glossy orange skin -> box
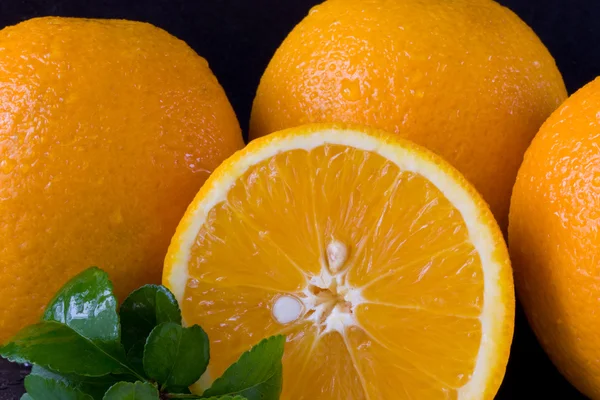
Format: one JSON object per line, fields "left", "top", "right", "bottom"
{"left": 250, "top": 0, "right": 567, "bottom": 229}
{"left": 0, "top": 17, "right": 243, "bottom": 342}
{"left": 509, "top": 77, "right": 600, "bottom": 399}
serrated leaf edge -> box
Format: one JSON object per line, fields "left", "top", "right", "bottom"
{"left": 203, "top": 335, "right": 285, "bottom": 397}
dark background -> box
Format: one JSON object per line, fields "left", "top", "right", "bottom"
{"left": 0, "top": 0, "right": 597, "bottom": 399}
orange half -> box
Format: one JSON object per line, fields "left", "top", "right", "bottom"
{"left": 163, "top": 124, "right": 514, "bottom": 399}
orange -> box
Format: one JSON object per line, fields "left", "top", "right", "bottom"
{"left": 164, "top": 124, "right": 514, "bottom": 399}
{"left": 509, "top": 77, "right": 600, "bottom": 399}
{"left": 0, "top": 17, "right": 243, "bottom": 343}
{"left": 250, "top": 0, "right": 567, "bottom": 230}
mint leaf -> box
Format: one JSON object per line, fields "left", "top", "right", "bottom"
{"left": 0, "top": 321, "right": 127, "bottom": 376}
{"left": 30, "top": 365, "right": 120, "bottom": 400}
{"left": 202, "top": 335, "right": 285, "bottom": 400}
{"left": 24, "top": 374, "right": 93, "bottom": 400}
{"left": 102, "top": 382, "right": 159, "bottom": 400}
{"left": 43, "top": 267, "right": 123, "bottom": 357}
{"left": 120, "top": 285, "right": 181, "bottom": 352}
{"left": 0, "top": 267, "right": 148, "bottom": 379}
{"left": 143, "top": 322, "right": 209, "bottom": 392}
{"left": 125, "top": 341, "right": 145, "bottom": 376}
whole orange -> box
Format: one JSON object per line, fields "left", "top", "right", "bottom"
{"left": 250, "top": 0, "right": 567, "bottom": 229}
{"left": 509, "top": 77, "right": 600, "bottom": 399}
{"left": 0, "top": 17, "right": 243, "bottom": 343}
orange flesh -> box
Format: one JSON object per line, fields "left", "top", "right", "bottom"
{"left": 181, "top": 145, "right": 483, "bottom": 398}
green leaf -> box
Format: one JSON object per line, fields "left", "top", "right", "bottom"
{"left": 20, "top": 395, "right": 33, "bottom": 400}
{"left": 43, "top": 267, "right": 123, "bottom": 356}
{"left": 202, "top": 335, "right": 285, "bottom": 400}
{"left": 30, "top": 365, "right": 120, "bottom": 400}
{"left": 0, "top": 321, "right": 126, "bottom": 376}
{"left": 203, "top": 397, "right": 247, "bottom": 400}
{"left": 143, "top": 322, "right": 209, "bottom": 392}
{"left": 24, "top": 374, "right": 93, "bottom": 400}
{"left": 125, "top": 341, "right": 145, "bottom": 376}
{"left": 0, "top": 267, "right": 147, "bottom": 379}
{"left": 120, "top": 284, "right": 181, "bottom": 352}
{"left": 102, "top": 381, "right": 159, "bottom": 400}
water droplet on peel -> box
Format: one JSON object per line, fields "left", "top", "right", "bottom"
{"left": 593, "top": 172, "right": 600, "bottom": 188}
{"left": 308, "top": 76, "right": 320, "bottom": 88}
{"left": 188, "top": 278, "right": 199, "bottom": 289}
{"left": 0, "top": 159, "right": 16, "bottom": 174}
{"left": 272, "top": 295, "right": 303, "bottom": 324}
{"left": 341, "top": 79, "right": 362, "bottom": 101}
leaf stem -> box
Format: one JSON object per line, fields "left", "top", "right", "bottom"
{"left": 124, "top": 366, "right": 149, "bottom": 383}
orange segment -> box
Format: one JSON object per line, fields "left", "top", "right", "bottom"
{"left": 183, "top": 281, "right": 309, "bottom": 382}
{"left": 359, "top": 240, "right": 483, "bottom": 317}
{"left": 354, "top": 303, "right": 481, "bottom": 388}
{"left": 290, "top": 331, "right": 367, "bottom": 399}
{"left": 309, "top": 145, "right": 402, "bottom": 255}
{"left": 346, "top": 326, "right": 458, "bottom": 399}
{"left": 227, "top": 150, "right": 322, "bottom": 275}
{"left": 188, "top": 202, "right": 306, "bottom": 291}
{"left": 164, "top": 124, "right": 514, "bottom": 399}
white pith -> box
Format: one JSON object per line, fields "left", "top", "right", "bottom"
{"left": 288, "top": 239, "right": 364, "bottom": 335}
{"left": 276, "top": 239, "right": 362, "bottom": 335}
{"left": 165, "top": 128, "right": 509, "bottom": 399}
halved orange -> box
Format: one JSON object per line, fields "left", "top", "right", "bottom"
{"left": 163, "top": 124, "right": 514, "bottom": 399}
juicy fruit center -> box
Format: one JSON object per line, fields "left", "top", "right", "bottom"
{"left": 271, "top": 239, "right": 362, "bottom": 334}
{"left": 176, "top": 140, "right": 496, "bottom": 398}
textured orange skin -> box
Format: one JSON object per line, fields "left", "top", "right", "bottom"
{"left": 250, "top": 0, "right": 567, "bottom": 230}
{"left": 509, "top": 77, "right": 600, "bottom": 399}
{"left": 0, "top": 17, "right": 243, "bottom": 343}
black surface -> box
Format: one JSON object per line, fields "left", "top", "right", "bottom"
{"left": 0, "top": 0, "right": 598, "bottom": 399}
